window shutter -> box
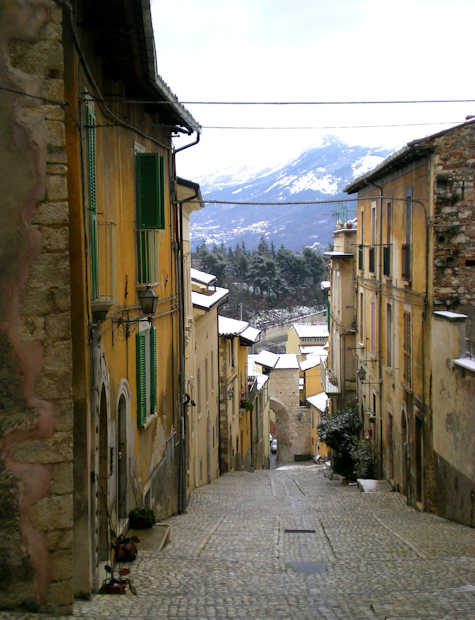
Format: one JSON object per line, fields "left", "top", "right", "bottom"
{"left": 86, "top": 106, "right": 99, "bottom": 298}
{"left": 136, "top": 153, "right": 165, "bottom": 230}
{"left": 86, "top": 107, "right": 96, "bottom": 213}
{"left": 149, "top": 326, "right": 157, "bottom": 414}
{"left": 89, "top": 212, "right": 99, "bottom": 298}
{"left": 136, "top": 331, "right": 147, "bottom": 426}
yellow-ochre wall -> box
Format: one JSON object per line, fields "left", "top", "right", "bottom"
{"left": 87, "top": 96, "right": 179, "bottom": 520}
{"left": 238, "top": 343, "right": 251, "bottom": 464}
{"left": 286, "top": 326, "right": 300, "bottom": 354}
{"left": 356, "top": 161, "right": 430, "bottom": 502}
{"left": 305, "top": 364, "right": 323, "bottom": 396}
{"left": 193, "top": 307, "right": 220, "bottom": 487}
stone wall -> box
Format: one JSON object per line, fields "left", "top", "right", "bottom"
{"left": 0, "top": 1, "right": 73, "bottom": 612}
{"left": 268, "top": 369, "right": 311, "bottom": 463}
{"left": 432, "top": 123, "right": 475, "bottom": 329}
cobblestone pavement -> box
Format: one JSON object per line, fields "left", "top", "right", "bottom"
{"left": 2, "top": 464, "right": 474, "bottom": 619}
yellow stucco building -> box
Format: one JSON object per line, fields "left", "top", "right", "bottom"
{"left": 345, "top": 121, "right": 474, "bottom": 524}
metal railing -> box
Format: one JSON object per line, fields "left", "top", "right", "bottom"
{"left": 137, "top": 229, "right": 159, "bottom": 284}
{"left": 96, "top": 220, "right": 116, "bottom": 300}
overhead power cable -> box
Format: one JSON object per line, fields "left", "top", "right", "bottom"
{"left": 187, "top": 196, "right": 415, "bottom": 207}
{"left": 201, "top": 120, "right": 460, "bottom": 130}
{"left": 86, "top": 96, "right": 475, "bottom": 106}
{"left": 177, "top": 98, "right": 475, "bottom": 106}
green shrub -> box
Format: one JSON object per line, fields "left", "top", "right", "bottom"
{"left": 317, "top": 404, "right": 361, "bottom": 479}
{"left": 350, "top": 438, "right": 377, "bottom": 479}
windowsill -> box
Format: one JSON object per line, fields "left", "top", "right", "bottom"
{"left": 139, "top": 411, "right": 158, "bottom": 430}
{"left": 136, "top": 282, "right": 159, "bottom": 290}
{"left": 91, "top": 296, "right": 114, "bottom": 322}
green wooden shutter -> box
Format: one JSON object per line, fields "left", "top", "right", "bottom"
{"left": 149, "top": 326, "right": 157, "bottom": 414}
{"left": 136, "top": 153, "right": 165, "bottom": 230}
{"left": 136, "top": 331, "right": 147, "bottom": 427}
{"left": 86, "top": 106, "right": 99, "bottom": 298}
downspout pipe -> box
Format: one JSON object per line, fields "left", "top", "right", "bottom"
{"left": 175, "top": 130, "right": 200, "bottom": 154}
{"left": 174, "top": 137, "right": 200, "bottom": 514}
{"left": 368, "top": 181, "right": 384, "bottom": 478}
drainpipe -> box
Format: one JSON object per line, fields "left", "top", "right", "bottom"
{"left": 174, "top": 132, "right": 200, "bottom": 513}
{"left": 175, "top": 130, "right": 200, "bottom": 154}
{"left": 369, "top": 182, "right": 384, "bottom": 479}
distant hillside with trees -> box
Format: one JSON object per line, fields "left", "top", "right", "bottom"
{"left": 192, "top": 238, "right": 328, "bottom": 323}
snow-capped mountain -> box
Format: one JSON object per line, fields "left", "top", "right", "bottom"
{"left": 190, "top": 136, "right": 391, "bottom": 252}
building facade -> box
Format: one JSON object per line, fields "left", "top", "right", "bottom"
{"left": 0, "top": 0, "right": 200, "bottom": 611}
{"left": 323, "top": 224, "right": 358, "bottom": 413}
{"left": 345, "top": 120, "right": 474, "bottom": 524}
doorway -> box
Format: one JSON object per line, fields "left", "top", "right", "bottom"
{"left": 98, "top": 386, "right": 109, "bottom": 561}
{"left": 117, "top": 395, "right": 127, "bottom": 520}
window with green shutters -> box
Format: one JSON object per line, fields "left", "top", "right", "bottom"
{"left": 135, "top": 152, "right": 165, "bottom": 284}
{"left": 86, "top": 105, "right": 99, "bottom": 299}
{"left": 136, "top": 326, "right": 157, "bottom": 427}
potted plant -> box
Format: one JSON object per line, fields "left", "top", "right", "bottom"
{"left": 128, "top": 507, "right": 156, "bottom": 529}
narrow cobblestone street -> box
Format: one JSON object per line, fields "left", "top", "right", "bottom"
{"left": 3, "top": 464, "right": 474, "bottom": 620}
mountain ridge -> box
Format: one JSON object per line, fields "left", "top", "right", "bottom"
{"left": 191, "top": 136, "right": 391, "bottom": 251}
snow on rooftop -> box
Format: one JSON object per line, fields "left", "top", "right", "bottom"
{"left": 275, "top": 354, "right": 299, "bottom": 369}
{"left": 299, "top": 354, "right": 323, "bottom": 371}
{"left": 293, "top": 323, "right": 329, "bottom": 338}
{"left": 453, "top": 358, "right": 475, "bottom": 372}
{"left": 307, "top": 392, "right": 329, "bottom": 412}
{"left": 192, "top": 286, "right": 229, "bottom": 310}
{"left": 191, "top": 267, "right": 216, "bottom": 286}
{"left": 254, "top": 350, "right": 279, "bottom": 369}
{"left": 433, "top": 311, "right": 468, "bottom": 321}
{"left": 257, "top": 375, "right": 269, "bottom": 390}
{"left": 218, "top": 315, "right": 249, "bottom": 336}
{"left": 240, "top": 325, "right": 261, "bottom": 344}
{"left": 300, "top": 345, "right": 328, "bottom": 358}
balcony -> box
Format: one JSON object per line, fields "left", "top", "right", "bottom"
{"left": 368, "top": 246, "right": 375, "bottom": 274}
{"left": 321, "top": 357, "right": 340, "bottom": 394}
{"left": 91, "top": 220, "right": 116, "bottom": 321}
{"left": 383, "top": 245, "right": 391, "bottom": 277}
{"left": 402, "top": 243, "right": 411, "bottom": 282}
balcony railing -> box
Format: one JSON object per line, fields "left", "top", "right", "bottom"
{"left": 137, "top": 229, "right": 159, "bottom": 284}
{"left": 247, "top": 375, "right": 258, "bottom": 403}
{"left": 368, "top": 246, "right": 375, "bottom": 273}
{"left": 402, "top": 243, "right": 411, "bottom": 281}
{"left": 383, "top": 245, "right": 391, "bottom": 277}
{"left": 358, "top": 244, "right": 364, "bottom": 270}
{"left": 91, "top": 220, "right": 116, "bottom": 321}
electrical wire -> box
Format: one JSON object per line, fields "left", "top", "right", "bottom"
{"left": 186, "top": 196, "right": 417, "bottom": 207}
{"left": 201, "top": 121, "right": 460, "bottom": 131}
{"left": 0, "top": 85, "right": 66, "bottom": 107}
{"left": 85, "top": 97, "right": 475, "bottom": 106}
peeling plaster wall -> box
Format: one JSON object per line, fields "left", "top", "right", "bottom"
{"left": 431, "top": 317, "right": 474, "bottom": 526}
{"left": 0, "top": 1, "right": 73, "bottom": 613}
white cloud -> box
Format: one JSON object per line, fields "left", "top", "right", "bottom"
{"left": 152, "top": 0, "right": 475, "bottom": 179}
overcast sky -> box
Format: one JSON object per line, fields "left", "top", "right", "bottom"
{"left": 151, "top": 0, "right": 475, "bottom": 181}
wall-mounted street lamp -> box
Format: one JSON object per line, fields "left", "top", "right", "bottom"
{"left": 138, "top": 284, "right": 158, "bottom": 315}
{"left": 114, "top": 285, "right": 158, "bottom": 338}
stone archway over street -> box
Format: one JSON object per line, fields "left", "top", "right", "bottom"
{"left": 270, "top": 397, "right": 292, "bottom": 463}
